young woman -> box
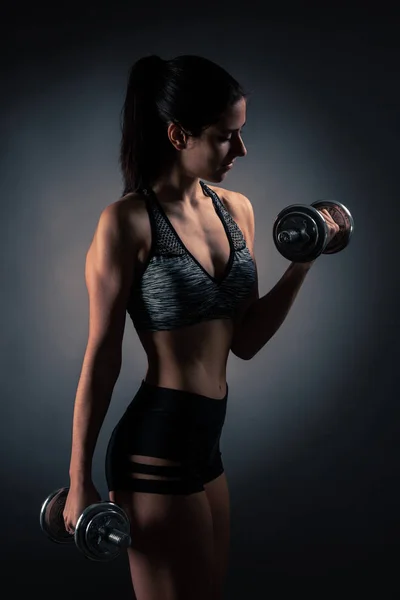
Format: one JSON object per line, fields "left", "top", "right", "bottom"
{"left": 63, "top": 54, "right": 338, "bottom": 600}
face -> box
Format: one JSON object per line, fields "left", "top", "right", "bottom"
{"left": 170, "top": 96, "right": 248, "bottom": 183}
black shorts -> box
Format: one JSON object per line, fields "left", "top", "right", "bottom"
{"left": 105, "top": 379, "right": 228, "bottom": 495}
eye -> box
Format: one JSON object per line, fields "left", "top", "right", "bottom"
{"left": 218, "top": 136, "right": 232, "bottom": 142}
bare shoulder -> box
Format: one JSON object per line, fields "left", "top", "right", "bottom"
{"left": 100, "top": 191, "right": 149, "bottom": 247}
{"left": 112, "top": 191, "right": 149, "bottom": 222}
{"left": 207, "top": 185, "right": 253, "bottom": 216}
{"left": 207, "top": 185, "right": 255, "bottom": 241}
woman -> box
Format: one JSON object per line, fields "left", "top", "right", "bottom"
{"left": 63, "top": 54, "right": 338, "bottom": 600}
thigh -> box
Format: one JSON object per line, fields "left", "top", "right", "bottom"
{"left": 204, "top": 471, "right": 231, "bottom": 600}
{"left": 110, "top": 480, "right": 214, "bottom": 600}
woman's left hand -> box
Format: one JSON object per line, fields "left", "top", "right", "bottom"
{"left": 318, "top": 208, "right": 341, "bottom": 245}
{"left": 292, "top": 208, "right": 341, "bottom": 270}
{"left": 293, "top": 208, "right": 340, "bottom": 271}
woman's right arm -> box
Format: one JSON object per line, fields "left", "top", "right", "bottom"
{"left": 68, "top": 201, "right": 136, "bottom": 488}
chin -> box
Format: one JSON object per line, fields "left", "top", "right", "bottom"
{"left": 204, "top": 171, "right": 229, "bottom": 183}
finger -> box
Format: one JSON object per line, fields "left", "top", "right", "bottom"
{"left": 324, "top": 215, "right": 339, "bottom": 230}
{"left": 64, "top": 519, "right": 75, "bottom": 534}
{"left": 320, "top": 209, "right": 336, "bottom": 222}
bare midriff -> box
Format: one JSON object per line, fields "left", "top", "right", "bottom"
{"left": 137, "top": 318, "right": 234, "bottom": 400}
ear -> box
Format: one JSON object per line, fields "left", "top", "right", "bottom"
{"left": 167, "top": 123, "right": 188, "bottom": 151}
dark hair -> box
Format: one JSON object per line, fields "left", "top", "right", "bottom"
{"left": 119, "top": 54, "right": 249, "bottom": 195}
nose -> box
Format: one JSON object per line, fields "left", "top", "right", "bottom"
{"left": 239, "top": 140, "right": 247, "bottom": 157}
{"left": 233, "top": 135, "right": 247, "bottom": 159}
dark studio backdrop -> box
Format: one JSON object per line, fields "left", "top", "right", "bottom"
{"left": 1, "top": 2, "right": 399, "bottom": 598}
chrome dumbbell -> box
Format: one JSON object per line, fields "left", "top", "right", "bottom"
{"left": 273, "top": 200, "right": 354, "bottom": 262}
{"left": 40, "top": 487, "right": 131, "bottom": 562}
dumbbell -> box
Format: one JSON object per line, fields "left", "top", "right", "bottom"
{"left": 40, "top": 487, "right": 131, "bottom": 562}
{"left": 273, "top": 200, "right": 354, "bottom": 262}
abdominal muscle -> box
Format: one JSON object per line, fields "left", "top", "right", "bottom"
{"left": 137, "top": 318, "right": 234, "bottom": 400}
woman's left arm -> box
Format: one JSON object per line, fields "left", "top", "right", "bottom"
{"left": 231, "top": 259, "right": 314, "bottom": 360}
{"left": 230, "top": 193, "right": 337, "bottom": 361}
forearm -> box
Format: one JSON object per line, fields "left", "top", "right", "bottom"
{"left": 68, "top": 351, "right": 121, "bottom": 485}
{"left": 232, "top": 261, "right": 314, "bottom": 360}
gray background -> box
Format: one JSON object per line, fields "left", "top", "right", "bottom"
{"left": 1, "top": 2, "right": 399, "bottom": 598}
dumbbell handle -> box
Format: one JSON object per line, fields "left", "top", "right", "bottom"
{"left": 277, "top": 227, "right": 310, "bottom": 245}
{"left": 98, "top": 526, "right": 131, "bottom": 548}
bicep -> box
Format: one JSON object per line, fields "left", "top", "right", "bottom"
{"left": 85, "top": 204, "right": 135, "bottom": 361}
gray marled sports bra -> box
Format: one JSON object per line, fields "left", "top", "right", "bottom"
{"left": 127, "top": 180, "right": 256, "bottom": 332}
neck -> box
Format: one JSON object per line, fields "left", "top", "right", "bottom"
{"left": 152, "top": 168, "right": 207, "bottom": 207}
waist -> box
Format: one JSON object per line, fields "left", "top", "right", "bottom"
{"left": 140, "top": 378, "right": 229, "bottom": 404}
{"left": 144, "top": 362, "right": 228, "bottom": 400}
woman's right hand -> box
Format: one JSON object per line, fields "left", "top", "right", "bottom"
{"left": 63, "top": 482, "right": 101, "bottom": 535}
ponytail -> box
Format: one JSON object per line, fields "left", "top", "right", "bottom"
{"left": 119, "top": 55, "right": 169, "bottom": 195}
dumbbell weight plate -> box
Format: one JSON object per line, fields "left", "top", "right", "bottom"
{"left": 273, "top": 204, "right": 328, "bottom": 262}
{"left": 74, "top": 501, "right": 131, "bottom": 562}
{"left": 40, "top": 487, "right": 74, "bottom": 544}
{"left": 311, "top": 201, "right": 354, "bottom": 254}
